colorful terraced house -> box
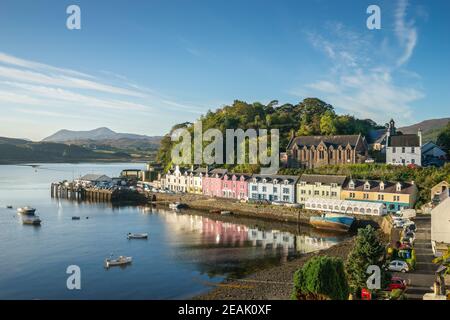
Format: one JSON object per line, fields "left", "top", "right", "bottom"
{"left": 341, "top": 179, "right": 418, "bottom": 213}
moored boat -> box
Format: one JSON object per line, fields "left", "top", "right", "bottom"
{"left": 105, "top": 255, "right": 132, "bottom": 268}
{"left": 17, "top": 206, "right": 36, "bottom": 215}
{"left": 310, "top": 213, "right": 355, "bottom": 232}
{"left": 22, "top": 215, "right": 41, "bottom": 226}
{"left": 127, "top": 233, "right": 148, "bottom": 239}
{"left": 209, "top": 209, "right": 221, "bottom": 214}
{"left": 220, "top": 210, "right": 232, "bottom": 216}
{"left": 6, "top": 205, "right": 13, "bottom": 209}
{"left": 169, "top": 202, "right": 186, "bottom": 210}
{"left": 72, "top": 216, "right": 81, "bottom": 220}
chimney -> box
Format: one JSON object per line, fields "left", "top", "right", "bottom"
{"left": 418, "top": 128, "right": 422, "bottom": 146}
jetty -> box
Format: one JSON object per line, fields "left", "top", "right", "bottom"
{"left": 51, "top": 183, "right": 153, "bottom": 204}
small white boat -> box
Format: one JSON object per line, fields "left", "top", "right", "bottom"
{"left": 22, "top": 215, "right": 41, "bottom": 225}
{"left": 105, "top": 255, "right": 132, "bottom": 268}
{"left": 127, "top": 233, "right": 148, "bottom": 239}
{"left": 220, "top": 210, "right": 232, "bottom": 216}
{"left": 169, "top": 202, "right": 185, "bottom": 210}
{"left": 17, "top": 206, "right": 36, "bottom": 215}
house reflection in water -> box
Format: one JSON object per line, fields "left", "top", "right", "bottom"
{"left": 157, "top": 209, "right": 340, "bottom": 258}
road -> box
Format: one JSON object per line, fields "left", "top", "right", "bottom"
{"left": 394, "top": 215, "right": 437, "bottom": 300}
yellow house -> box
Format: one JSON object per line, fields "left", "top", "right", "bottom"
{"left": 341, "top": 179, "right": 417, "bottom": 212}
{"left": 186, "top": 167, "right": 208, "bottom": 194}
{"left": 296, "top": 174, "right": 347, "bottom": 204}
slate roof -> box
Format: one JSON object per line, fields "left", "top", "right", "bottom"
{"left": 389, "top": 134, "right": 420, "bottom": 147}
{"left": 299, "top": 174, "right": 347, "bottom": 185}
{"left": 250, "top": 174, "right": 299, "bottom": 185}
{"left": 288, "top": 134, "right": 361, "bottom": 149}
{"left": 342, "top": 179, "right": 416, "bottom": 195}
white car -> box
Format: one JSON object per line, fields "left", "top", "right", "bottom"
{"left": 386, "top": 260, "right": 410, "bottom": 273}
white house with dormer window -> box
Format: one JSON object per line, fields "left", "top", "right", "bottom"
{"left": 248, "top": 174, "right": 299, "bottom": 203}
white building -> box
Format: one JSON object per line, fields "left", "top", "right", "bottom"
{"left": 386, "top": 119, "right": 422, "bottom": 166}
{"left": 304, "top": 198, "right": 386, "bottom": 216}
{"left": 248, "top": 174, "right": 298, "bottom": 203}
{"left": 431, "top": 189, "right": 450, "bottom": 247}
{"left": 76, "top": 174, "right": 112, "bottom": 187}
{"left": 160, "top": 165, "right": 188, "bottom": 192}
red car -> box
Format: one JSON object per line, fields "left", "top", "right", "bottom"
{"left": 387, "top": 277, "right": 407, "bottom": 291}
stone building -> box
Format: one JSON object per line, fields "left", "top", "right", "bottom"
{"left": 284, "top": 134, "right": 369, "bottom": 169}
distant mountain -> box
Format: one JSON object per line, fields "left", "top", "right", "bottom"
{"left": 0, "top": 137, "right": 133, "bottom": 164}
{"left": 43, "top": 127, "right": 161, "bottom": 143}
{"left": 399, "top": 118, "right": 450, "bottom": 143}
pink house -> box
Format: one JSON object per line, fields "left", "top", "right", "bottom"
{"left": 221, "top": 173, "right": 250, "bottom": 200}
{"left": 202, "top": 169, "right": 227, "bottom": 197}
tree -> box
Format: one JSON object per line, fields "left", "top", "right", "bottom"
{"left": 291, "top": 256, "right": 349, "bottom": 300}
{"left": 437, "top": 121, "right": 450, "bottom": 155}
{"left": 320, "top": 111, "right": 337, "bottom": 135}
{"left": 345, "top": 225, "right": 387, "bottom": 296}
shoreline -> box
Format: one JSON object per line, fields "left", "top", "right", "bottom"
{"left": 154, "top": 192, "right": 387, "bottom": 230}
{"left": 193, "top": 237, "right": 356, "bottom": 300}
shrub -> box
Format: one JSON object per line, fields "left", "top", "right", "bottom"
{"left": 291, "top": 256, "right": 349, "bottom": 300}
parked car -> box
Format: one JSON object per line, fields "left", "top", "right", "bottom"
{"left": 387, "top": 277, "right": 407, "bottom": 291}
{"left": 385, "top": 260, "right": 410, "bottom": 273}
{"left": 403, "top": 223, "right": 416, "bottom": 232}
{"left": 404, "top": 231, "right": 416, "bottom": 242}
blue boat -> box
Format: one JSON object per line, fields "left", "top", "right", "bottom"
{"left": 310, "top": 213, "right": 355, "bottom": 232}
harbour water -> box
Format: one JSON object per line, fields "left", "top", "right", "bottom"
{"left": 0, "top": 163, "right": 348, "bottom": 299}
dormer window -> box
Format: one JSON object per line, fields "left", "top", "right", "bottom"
{"left": 349, "top": 180, "right": 355, "bottom": 190}
{"left": 331, "top": 183, "right": 337, "bottom": 188}
{"left": 364, "top": 181, "right": 370, "bottom": 191}
{"left": 262, "top": 179, "right": 267, "bottom": 184}
{"left": 273, "top": 179, "right": 278, "bottom": 184}
{"left": 396, "top": 182, "right": 402, "bottom": 192}
{"left": 315, "top": 182, "right": 321, "bottom": 187}
{"left": 379, "top": 182, "right": 385, "bottom": 191}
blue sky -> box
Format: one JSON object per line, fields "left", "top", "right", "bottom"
{"left": 0, "top": 0, "right": 449, "bottom": 140}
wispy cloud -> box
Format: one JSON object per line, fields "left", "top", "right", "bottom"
{"left": 293, "top": 0, "right": 424, "bottom": 125}
{"left": 0, "top": 52, "right": 208, "bottom": 123}
{"left": 395, "top": 0, "right": 418, "bottom": 66}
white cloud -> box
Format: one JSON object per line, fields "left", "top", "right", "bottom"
{"left": 395, "top": 0, "right": 418, "bottom": 66}
{"left": 296, "top": 4, "right": 424, "bottom": 125}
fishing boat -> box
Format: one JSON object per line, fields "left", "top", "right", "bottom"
{"left": 105, "top": 255, "right": 132, "bottom": 268}
{"left": 127, "top": 233, "right": 148, "bottom": 239}
{"left": 17, "top": 206, "right": 36, "bottom": 215}
{"left": 72, "top": 216, "right": 81, "bottom": 220}
{"left": 310, "top": 213, "right": 355, "bottom": 232}
{"left": 22, "top": 215, "right": 41, "bottom": 226}
{"left": 169, "top": 202, "right": 186, "bottom": 210}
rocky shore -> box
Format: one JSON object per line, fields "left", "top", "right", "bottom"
{"left": 194, "top": 237, "right": 356, "bottom": 300}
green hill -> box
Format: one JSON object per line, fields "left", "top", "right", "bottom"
{"left": 0, "top": 137, "right": 133, "bottom": 164}
{"left": 156, "top": 98, "right": 381, "bottom": 171}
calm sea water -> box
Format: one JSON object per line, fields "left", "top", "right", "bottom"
{"left": 0, "top": 163, "right": 348, "bottom": 300}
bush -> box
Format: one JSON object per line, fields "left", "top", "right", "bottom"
{"left": 291, "top": 256, "right": 349, "bottom": 300}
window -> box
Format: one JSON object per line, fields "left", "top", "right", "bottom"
{"left": 283, "top": 195, "right": 289, "bottom": 201}
{"left": 411, "top": 147, "right": 415, "bottom": 153}
{"left": 392, "top": 147, "right": 396, "bottom": 153}
{"left": 402, "top": 147, "right": 405, "bottom": 153}
{"left": 301, "top": 189, "right": 306, "bottom": 194}
{"left": 273, "top": 187, "right": 278, "bottom": 193}
{"left": 283, "top": 188, "right": 289, "bottom": 194}
{"left": 331, "top": 183, "right": 337, "bottom": 188}
{"left": 319, "top": 151, "right": 324, "bottom": 159}
{"left": 262, "top": 186, "right": 267, "bottom": 192}
{"left": 364, "top": 182, "right": 370, "bottom": 190}
{"left": 314, "top": 190, "right": 320, "bottom": 195}
{"left": 363, "top": 193, "right": 369, "bottom": 199}
{"left": 331, "top": 192, "right": 337, "bottom": 197}
{"left": 378, "top": 194, "right": 384, "bottom": 201}
{"left": 411, "top": 159, "right": 415, "bottom": 164}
